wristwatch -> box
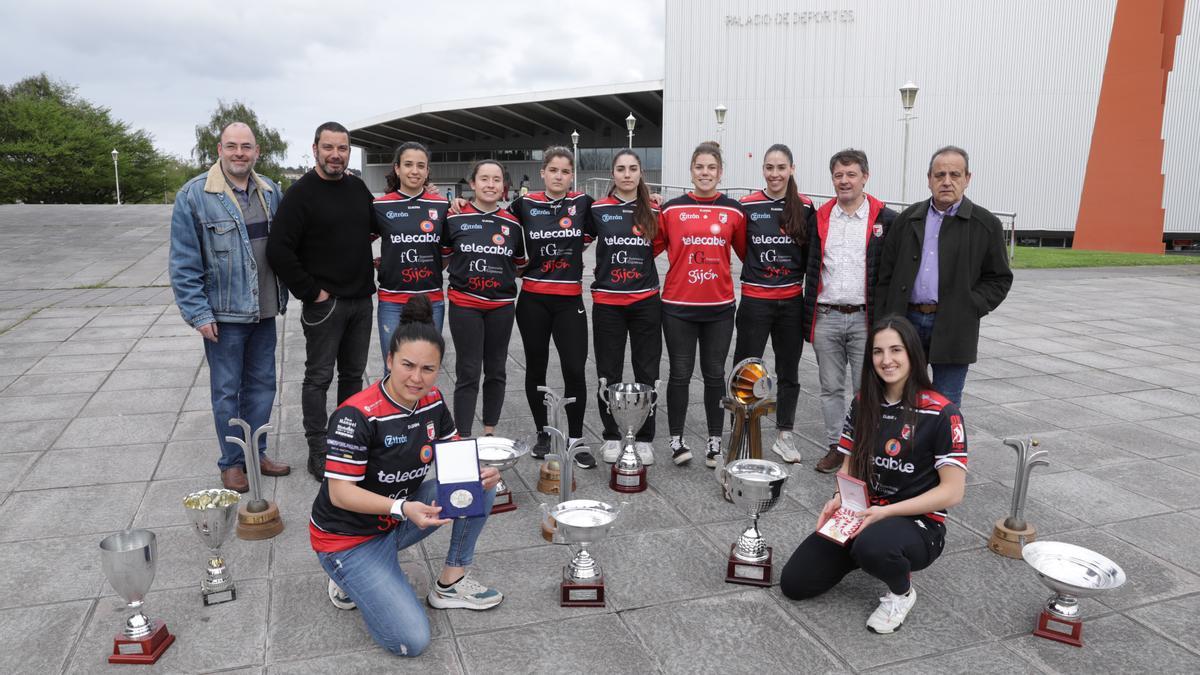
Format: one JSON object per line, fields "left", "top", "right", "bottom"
{"left": 389, "top": 498, "right": 407, "bottom": 521}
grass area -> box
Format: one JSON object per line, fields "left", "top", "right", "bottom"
{"left": 1010, "top": 246, "right": 1200, "bottom": 269}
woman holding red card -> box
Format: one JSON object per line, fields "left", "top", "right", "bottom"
{"left": 779, "top": 315, "right": 967, "bottom": 635}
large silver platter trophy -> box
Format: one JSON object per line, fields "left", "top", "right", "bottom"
{"left": 182, "top": 488, "right": 241, "bottom": 605}
{"left": 99, "top": 529, "right": 176, "bottom": 664}
{"left": 476, "top": 436, "right": 530, "bottom": 514}
{"left": 715, "top": 458, "right": 789, "bottom": 586}
{"left": 989, "top": 437, "right": 1048, "bottom": 558}
{"left": 535, "top": 386, "right": 575, "bottom": 497}
{"left": 1022, "top": 541, "right": 1126, "bottom": 647}
{"left": 719, "top": 358, "right": 776, "bottom": 501}
{"left": 542, "top": 499, "right": 624, "bottom": 606}
{"left": 227, "top": 418, "right": 284, "bottom": 539}
{"left": 598, "top": 378, "right": 661, "bottom": 493}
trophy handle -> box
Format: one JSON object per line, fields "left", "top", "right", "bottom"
{"left": 650, "top": 379, "right": 664, "bottom": 413}
{"left": 598, "top": 377, "right": 611, "bottom": 412}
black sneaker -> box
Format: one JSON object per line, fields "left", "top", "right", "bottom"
{"left": 704, "top": 436, "right": 722, "bottom": 469}
{"left": 670, "top": 436, "right": 692, "bottom": 465}
{"left": 531, "top": 431, "right": 551, "bottom": 459}
{"left": 573, "top": 450, "right": 597, "bottom": 469}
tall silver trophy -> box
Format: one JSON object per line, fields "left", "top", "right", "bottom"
{"left": 227, "top": 418, "right": 284, "bottom": 539}
{"left": 542, "top": 499, "right": 624, "bottom": 606}
{"left": 1022, "top": 541, "right": 1126, "bottom": 647}
{"left": 716, "top": 458, "right": 789, "bottom": 586}
{"left": 989, "top": 437, "right": 1049, "bottom": 558}
{"left": 598, "top": 378, "right": 662, "bottom": 493}
{"left": 183, "top": 488, "right": 241, "bottom": 605}
{"left": 99, "top": 529, "right": 176, "bottom": 664}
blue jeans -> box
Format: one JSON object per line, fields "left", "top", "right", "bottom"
{"left": 377, "top": 299, "right": 445, "bottom": 373}
{"left": 906, "top": 310, "right": 969, "bottom": 407}
{"left": 316, "top": 479, "right": 495, "bottom": 657}
{"left": 203, "top": 318, "right": 277, "bottom": 470}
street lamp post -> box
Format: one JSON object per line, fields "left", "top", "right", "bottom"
{"left": 714, "top": 104, "right": 727, "bottom": 146}
{"left": 899, "top": 81, "right": 919, "bottom": 202}
{"left": 111, "top": 148, "right": 122, "bottom": 205}
{"left": 625, "top": 113, "right": 636, "bottom": 149}
{"left": 571, "top": 129, "right": 580, "bottom": 191}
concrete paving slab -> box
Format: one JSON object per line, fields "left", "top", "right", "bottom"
{"left": 1125, "top": 593, "right": 1200, "bottom": 658}
{"left": 0, "top": 533, "right": 108, "bottom": 608}
{"left": 884, "top": 643, "right": 1041, "bottom": 675}
{"left": 0, "top": 482, "right": 145, "bottom": 542}
{"left": 1005, "top": 613, "right": 1200, "bottom": 673}
{"left": 456, "top": 613, "right": 658, "bottom": 675}
{"left": 19, "top": 444, "right": 162, "bottom": 490}
{"left": 0, "top": 600, "right": 92, "bottom": 674}
{"left": 1023, "top": 471, "right": 1172, "bottom": 526}
{"left": 55, "top": 412, "right": 177, "bottom": 449}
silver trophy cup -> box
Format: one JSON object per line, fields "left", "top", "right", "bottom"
{"left": 599, "top": 379, "right": 661, "bottom": 493}
{"left": 718, "top": 458, "right": 789, "bottom": 585}
{"left": 543, "top": 499, "right": 624, "bottom": 606}
{"left": 1022, "top": 541, "right": 1126, "bottom": 647}
{"left": 99, "top": 529, "right": 176, "bottom": 663}
{"left": 183, "top": 488, "right": 241, "bottom": 605}
{"left": 476, "top": 436, "right": 530, "bottom": 514}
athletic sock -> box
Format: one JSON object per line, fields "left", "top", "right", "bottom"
{"left": 437, "top": 574, "right": 465, "bottom": 590}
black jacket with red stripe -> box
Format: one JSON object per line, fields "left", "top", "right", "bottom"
{"left": 310, "top": 384, "right": 457, "bottom": 553}
{"left": 441, "top": 203, "right": 526, "bottom": 309}
{"left": 373, "top": 190, "right": 448, "bottom": 303}
{"left": 659, "top": 192, "right": 747, "bottom": 321}
{"left": 508, "top": 191, "right": 592, "bottom": 296}
{"left": 738, "top": 190, "right": 814, "bottom": 300}
{"left": 802, "top": 194, "right": 897, "bottom": 340}
{"left": 586, "top": 196, "right": 663, "bottom": 305}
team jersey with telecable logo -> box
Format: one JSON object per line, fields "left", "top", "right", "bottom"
{"left": 836, "top": 390, "right": 968, "bottom": 523}
{"left": 586, "top": 196, "right": 664, "bottom": 305}
{"left": 658, "top": 192, "right": 747, "bottom": 320}
{"left": 309, "top": 384, "right": 458, "bottom": 553}
{"left": 440, "top": 203, "right": 526, "bottom": 309}
{"left": 738, "top": 190, "right": 813, "bottom": 300}
{"left": 507, "top": 191, "right": 592, "bottom": 296}
{"left": 373, "top": 190, "right": 448, "bottom": 304}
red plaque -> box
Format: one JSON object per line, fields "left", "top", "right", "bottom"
{"left": 1034, "top": 609, "right": 1084, "bottom": 647}
{"left": 561, "top": 577, "right": 606, "bottom": 607}
{"left": 726, "top": 545, "right": 773, "bottom": 587}
{"left": 609, "top": 465, "right": 647, "bottom": 493}
{"left": 491, "top": 487, "right": 517, "bottom": 514}
{"left": 109, "top": 620, "right": 176, "bottom": 664}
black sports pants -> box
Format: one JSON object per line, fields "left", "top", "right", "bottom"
{"left": 732, "top": 295, "right": 803, "bottom": 431}
{"left": 515, "top": 291, "right": 587, "bottom": 439}
{"left": 448, "top": 301, "right": 515, "bottom": 436}
{"left": 592, "top": 295, "right": 662, "bottom": 441}
{"left": 662, "top": 312, "right": 734, "bottom": 437}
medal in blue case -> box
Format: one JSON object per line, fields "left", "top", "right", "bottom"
{"left": 434, "top": 439, "right": 485, "bottom": 518}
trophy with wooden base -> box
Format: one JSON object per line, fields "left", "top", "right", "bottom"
{"left": 99, "top": 529, "right": 176, "bottom": 664}
{"left": 716, "top": 458, "right": 789, "bottom": 586}
{"left": 227, "top": 419, "right": 284, "bottom": 540}
{"left": 1023, "top": 541, "right": 1126, "bottom": 647}
{"left": 599, "top": 378, "right": 661, "bottom": 494}
{"left": 989, "top": 437, "right": 1048, "bottom": 558}
{"left": 543, "top": 499, "right": 623, "bottom": 606}
{"left": 477, "top": 436, "right": 529, "bottom": 514}
{"left": 535, "top": 386, "right": 576, "bottom": 497}
{"left": 719, "top": 358, "right": 776, "bottom": 501}
{"left": 182, "top": 488, "right": 240, "bottom": 605}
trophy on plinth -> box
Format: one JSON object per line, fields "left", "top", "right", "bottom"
{"left": 535, "top": 386, "right": 576, "bottom": 497}
{"left": 542, "top": 499, "right": 623, "bottom": 606}
{"left": 539, "top": 432, "right": 588, "bottom": 542}
{"left": 598, "top": 378, "right": 662, "bottom": 493}
{"left": 989, "top": 437, "right": 1049, "bottom": 558}
{"left": 99, "top": 529, "right": 176, "bottom": 664}
{"left": 182, "top": 488, "right": 240, "bottom": 605}
{"left": 227, "top": 419, "right": 284, "bottom": 540}
{"left": 1022, "top": 541, "right": 1126, "bottom": 647}
{"left": 718, "top": 358, "right": 777, "bottom": 501}
{"left": 716, "top": 458, "right": 789, "bottom": 586}
{"left": 476, "top": 436, "right": 529, "bottom": 514}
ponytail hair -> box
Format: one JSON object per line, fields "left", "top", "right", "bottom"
{"left": 385, "top": 141, "right": 431, "bottom": 193}
{"left": 764, "top": 144, "right": 807, "bottom": 244}
{"left": 609, "top": 149, "right": 658, "bottom": 241}
{"left": 691, "top": 140, "right": 723, "bottom": 167}
{"left": 387, "top": 294, "right": 445, "bottom": 359}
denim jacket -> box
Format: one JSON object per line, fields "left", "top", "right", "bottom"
{"left": 169, "top": 163, "right": 288, "bottom": 327}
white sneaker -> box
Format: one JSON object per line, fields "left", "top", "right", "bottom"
{"left": 601, "top": 439, "right": 621, "bottom": 463}
{"left": 866, "top": 588, "right": 917, "bottom": 634}
{"left": 427, "top": 574, "right": 503, "bottom": 610}
{"left": 328, "top": 578, "right": 356, "bottom": 610}
{"left": 635, "top": 441, "right": 655, "bottom": 465}
{"left": 771, "top": 430, "right": 803, "bottom": 464}
{"left": 704, "top": 436, "right": 722, "bottom": 468}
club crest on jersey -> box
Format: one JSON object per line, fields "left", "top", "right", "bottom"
{"left": 429, "top": 208, "right": 439, "bottom": 220}
{"left": 419, "top": 220, "right": 434, "bottom": 233}
{"left": 884, "top": 438, "right": 902, "bottom": 457}
{"left": 709, "top": 224, "right": 721, "bottom": 235}
{"left": 950, "top": 414, "right": 965, "bottom": 447}
{"left": 559, "top": 217, "right": 572, "bottom": 228}
{"left": 567, "top": 205, "right": 577, "bottom": 216}
{"left": 426, "top": 421, "right": 436, "bottom": 439}
{"left": 492, "top": 234, "right": 505, "bottom": 245}
{"left": 718, "top": 212, "right": 728, "bottom": 224}
{"left": 900, "top": 423, "right": 912, "bottom": 440}
{"left": 500, "top": 225, "right": 510, "bottom": 236}
{"left": 420, "top": 444, "right": 434, "bottom": 463}
{"left": 873, "top": 222, "right": 884, "bottom": 238}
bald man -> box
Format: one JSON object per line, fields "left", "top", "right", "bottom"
{"left": 169, "top": 122, "right": 292, "bottom": 492}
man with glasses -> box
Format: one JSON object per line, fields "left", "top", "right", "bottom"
{"left": 169, "top": 122, "right": 291, "bottom": 492}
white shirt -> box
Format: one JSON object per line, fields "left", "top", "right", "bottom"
{"left": 818, "top": 198, "right": 870, "bottom": 305}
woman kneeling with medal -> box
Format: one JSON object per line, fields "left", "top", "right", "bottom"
{"left": 309, "top": 295, "right": 503, "bottom": 657}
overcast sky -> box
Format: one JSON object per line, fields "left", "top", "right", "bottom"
{"left": 3, "top": 0, "right": 665, "bottom": 168}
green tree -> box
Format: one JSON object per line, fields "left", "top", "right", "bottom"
{"left": 0, "top": 73, "right": 171, "bottom": 204}
{"left": 193, "top": 100, "right": 287, "bottom": 183}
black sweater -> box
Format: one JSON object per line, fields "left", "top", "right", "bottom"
{"left": 267, "top": 171, "right": 376, "bottom": 303}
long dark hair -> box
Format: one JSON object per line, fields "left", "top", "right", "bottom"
{"left": 764, "top": 144, "right": 807, "bottom": 244}
{"left": 385, "top": 141, "right": 431, "bottom": 193}
{"left": 387, "top": 294, "right": 444, "bottom": 360}
{"left": 849, "top": 315, "right": 933, "bottom": 489}
{"left": 608, "top": 149, "right": 658, "bottom": 241}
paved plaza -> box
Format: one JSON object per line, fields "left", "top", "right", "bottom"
{"left": 1, "top": 204, "right": 1199, "bottom": 674}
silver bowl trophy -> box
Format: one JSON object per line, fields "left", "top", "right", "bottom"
{"left": 183, "top": 488, "right": 241, "bottom": 605}
{"left": 715, "top": 458, "right": 789, "bottom": 586}
{"left": 719, "top": 358, "right": 777, "bottom": 501}
{"left": 542, "top": 499, "right": 624, "bottom": 606}
{"left": 227, "top": 418, "right": 284, "bottom": 540}
{"left": 476, "top": 436, "right": 530, "bottom": 514}
{"left": 598, "top": 378, "right": 662, "bottom": 493}
{"left": 535, "top": 386, "right": 576, "bottom": 496}
{"left": 989, "top": 437, "right": 1049, "bottom": 559}
{"left": 99, "top": 529, "right": 176, "bottom": 664}
{"left": 1022, "top": 541, "right": 1126, "bottom": 647}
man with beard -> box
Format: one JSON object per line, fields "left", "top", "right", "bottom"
{"left": 169, "top": 122, "right": 292, "bottom": 491}
{"left": 267, "top": 122, "right": 377, "bottom": 480}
